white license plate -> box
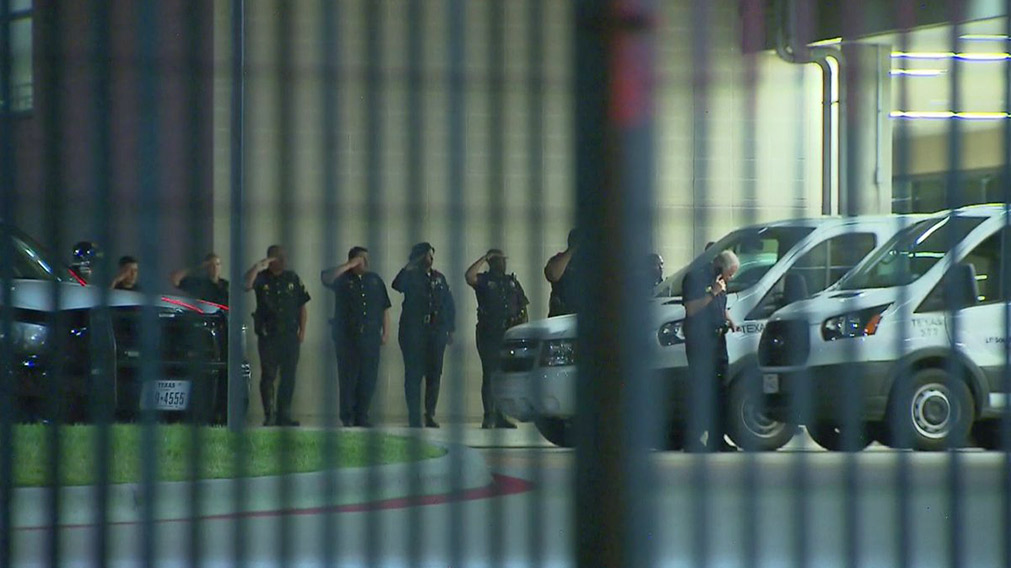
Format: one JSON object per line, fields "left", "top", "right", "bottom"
{"left": 141, "top": 380, "right": 192, "bottom": 411}
{"left": 762, "top": 374, "right": 780, "bottom": 394}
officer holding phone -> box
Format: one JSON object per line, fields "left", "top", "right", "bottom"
{"left": 682, "top": 249, "right": 741, "bottom": 452}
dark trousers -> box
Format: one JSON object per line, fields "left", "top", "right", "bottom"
{"left": 335, "top": 330, "right": 381, "bottom": 426}
{"left": 476, "top": 327, "right": 505, "bottom": 420}
{"left": 258, "top": 332, "right": 300, "bottom": 422}
{"left": 685, "top": 329, "right": 729, "bottom": 450}
{"left": 400, "top": 326, "right": 448, "bottom": 425}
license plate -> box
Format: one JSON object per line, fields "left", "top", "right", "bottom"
{"left": 762, "top": 374, "right": 780, "bottom": 394}
{"left": 141, "top": 380, "right": 191, "bottom": 411}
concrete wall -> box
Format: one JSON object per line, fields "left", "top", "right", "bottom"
{"left": 213, "top": 0, "right": 824, "bottom": 424}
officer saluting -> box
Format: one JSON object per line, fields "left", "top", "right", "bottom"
{"left": 466, "top": 249, "right": 528, "bottom": 429}
{"left": 244, "top": 244, "right": 310, "bottom": 427}
{"left": 321, "top": 246, "right": 391, "bottom": 427}
{"left": 393, "top": 242, "right": 455, "bottom": 428}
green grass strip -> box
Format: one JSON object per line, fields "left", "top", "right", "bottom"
{"left": 8, "top": 425, "right": 445, "bottom": 487}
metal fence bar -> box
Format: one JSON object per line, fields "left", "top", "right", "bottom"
{"left": 739, "top": 2, "right": 763, "bottom": 567}
{"left": 447, "top": 2, "right": 467, "bottom": 566}
{"left": 525, "top": 0, "right": 548, "bottom": 563}
{"left": 943, "top": 5, "right": 966, "bottom": 567}
{"left": 318, "top": 1, "right": 340, "bottom": 567}
{"left": 686, "top": 1, "right": 712, "bottom": 566}
{"left": 38, "top": 3, "right": 64, "bottom": 565}
{"left": 363, "top": 0, "right": 384, "bottom": 563}
{"left": 0, "top": 0, "right": 15, "bottom": 564}
{"left": 136, "top": 1, "right": 165, "bottom": 566}
{"left": 404, "top": 0, "right": 425, "bottom": 563}
{"left": 88, "top": 1, "right": 115, "bottom": 566}
{"left": 892, "top": 2, "right": 916, "bottom": 566}
{"left": 274, "top": 1, "right": 295, "bottom": 565}
{"left": 1003, "top": 7, "right": 1011, "bottom": 568}
{"left": 226, "top": 1, "right": 250, "bottom": 567}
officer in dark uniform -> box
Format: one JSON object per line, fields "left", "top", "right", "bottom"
{"left": 682, "top": 249, "right": 740, "bottom": 452}
{"left": 321, "top": 246, "right": 391, "bottom": 427}
{"left": 466, "top": 249, "right": 528, "bottom": 429}
{"left": 244, "top": 244, "right": 310, "bottom": 427}
{"left": 170, "top": 252, "right": 229, "bottom": 306}
{"left": 392, "top": 242, "right": 455, "bottom": 428}
{"left": 545, "top": 228, "right": 580, "bottom": 317}
{"left": 111, "top": 255, "right": 141, "bottom": 291}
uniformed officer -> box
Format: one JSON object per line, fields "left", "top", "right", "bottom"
{"left": 392, "top": 242, "right": 455, "bottom": 428}
{"left": 682, "top": 249, "right": 740, "bottom": 452}
{"left": 244, "top": 244, "right": 310, "bottom": 427}
{"left": 170, "top": 252, "right": 229, "bottom": 306}
{"left": 545, "top": 229, "right": 580, "bottom": 316}
{"left": 321, "top": 246, "right": 391, "bottom": 427}
{"left": 466, "top": 249, "right": 528, "bottom": 429}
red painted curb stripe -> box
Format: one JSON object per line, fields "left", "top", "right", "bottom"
{"left": 16, "top": 473, "right": 534, "bottom": 532}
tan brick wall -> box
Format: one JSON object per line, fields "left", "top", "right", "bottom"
{"left": 214, "top": 0, "right": 823, "bottom": 424}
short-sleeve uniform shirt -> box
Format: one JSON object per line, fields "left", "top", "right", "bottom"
{"left": 328, "top": 271, "right": 391, "bottom": 343}
{"left": 252, "top": 270, "right": 311, "bottom": 336}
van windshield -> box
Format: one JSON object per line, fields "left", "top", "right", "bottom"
{"left": 1, "top": 225, "right": 70, "bottom": 282}
{"left": 836, "top": 215, "right": 985, "bottom": 290}
{"left": 655, "top": 226, "right": 814, "bottom": 297}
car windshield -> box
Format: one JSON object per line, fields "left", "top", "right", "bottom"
{"left": 655, "top": 226, "right": 814, "bottom": 297}
{"left": 2, "top": 225, "right": 70, "bottom": 282}
{"left": 836, "top": 215, "right": 985, "bottom": 290}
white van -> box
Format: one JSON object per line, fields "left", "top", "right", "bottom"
{"left": 758, "top": 204, "right": 1011, "bottom": 451}
{"left": 494, "top": 214, "right": 921, "bottom": 448}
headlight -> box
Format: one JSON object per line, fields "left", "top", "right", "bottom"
{"left": 658, "top": 320, "right": 686, "bottom": 346}
{"left": 540, "top": 339, "right": 576, "bottom": 367}
{"left": 821, "top": 304, "right": 890, "bottom": 341}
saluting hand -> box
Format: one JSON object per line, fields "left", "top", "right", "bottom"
{"left": 712, "top": 275, "right": 727, "bottom": 296}
{"left": 297, "top": 327, "right": 306, "bottom": 343}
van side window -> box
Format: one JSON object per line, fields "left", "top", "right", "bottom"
{"left": 746, "top": 232, "right": 877, "bottom": 320}
{"left": 918, "top": 228, "right": 1006, "bottom": 312}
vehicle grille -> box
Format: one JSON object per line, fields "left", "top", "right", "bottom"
{"left": 758, "top": 319, "right": 809, "bottom": 367}
{"left": 499, "top": 338, "right": 540, "bottom": 373}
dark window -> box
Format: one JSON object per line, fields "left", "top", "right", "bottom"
{"left": 748, "top": 232, "right": 877, "bottom": 320}
{"left": 1, "top": 0, "right": 32, "bottom": 113}
{"left": 918, "top": 227, "right": 1007, "bottom": 312}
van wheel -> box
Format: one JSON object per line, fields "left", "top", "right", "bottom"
{"left": 886, "top": 368, "right": 973, "bottom": 451}
{"left": 536, "top": 417, "right": 574, "bottom": 448}
{"left": 727, "top": 376, "right": 795, "bottom": 451}
{"left": 807, "top": 421, "right": 876, "bottom": 452}
{"left": 972, "top": 420, "right": 1007, "bottom": 451}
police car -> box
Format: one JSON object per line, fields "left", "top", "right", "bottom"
{"left": 759, "top": 204, "right": 1011, "bottom": 451}
{"left": 1, "top": 224, "right": 248, "bottom": 423}
{"left": 494, "top": 214, "right": 921, "bottom": 448}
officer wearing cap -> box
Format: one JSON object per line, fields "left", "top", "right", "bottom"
{"left": 393, "top": 242, "right": 455, "bottom": 428}
{"left": 244, "top": 244, "right": 311, "bottom": 427}
{"left": 466, "top": 248, "right": 528, "bottom": 429}
{"left": 321, "top": 246, "right": 391, "bottom": 427}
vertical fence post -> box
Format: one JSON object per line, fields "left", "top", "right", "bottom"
{"left": 573, "top": 1, "right": 657, "bottom": 566}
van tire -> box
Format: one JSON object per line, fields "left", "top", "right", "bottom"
{"left": 727, "top": 375, "right": 795, "bottom": 451}
{"left": 886, "top": 368, "right": 973, "bottom": 451}
{"left": 536, "top": 417, "right": 574, "bottom": 448}
{"left": 807, "top": 421, "right": 876, "bottom": 452}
